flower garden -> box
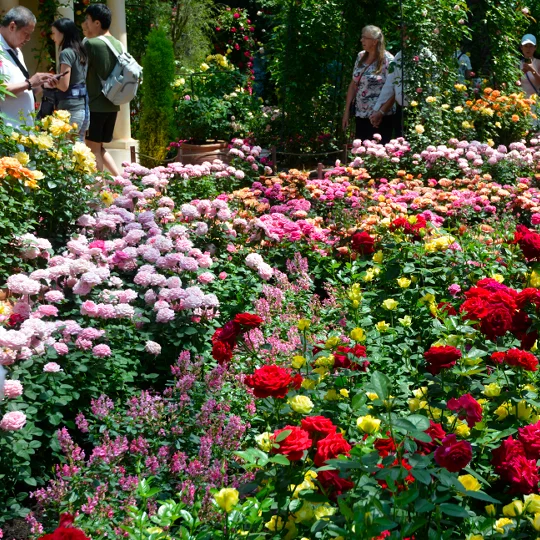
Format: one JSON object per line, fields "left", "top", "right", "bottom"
{"left": 5, "top": 0, "right": 540, "bottom": 538}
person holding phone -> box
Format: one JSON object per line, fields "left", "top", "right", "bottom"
{"left": 49, "top": 18, "right": 89, "bottom": 141}
{"left": 520, "top": 34, "right": 540, "bottom": 98}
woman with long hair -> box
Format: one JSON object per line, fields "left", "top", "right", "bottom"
{"left": 49, "top": 18, "right": 89, "bottom": 140}
{"left": 342, "top": 25, "right": 395, "bottom": 143}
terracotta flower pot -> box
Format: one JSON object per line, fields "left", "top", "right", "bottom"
{"left": 176, "top": 141, "right": 230, "bottom": 165}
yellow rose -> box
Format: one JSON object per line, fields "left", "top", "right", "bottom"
{"left": 382, "top": 299, "right": 398, "bottom": 310}
{"left": 376, "top": 321, "right": 390, "bottom": 332}
{"left": 291, "top": 355, "right": 306, "bottom": 369}
{"left": 255, "top": 432, "right": 273, "bottom": 452}
{"left": 350, "top": 327, "right": 366, "bottom": 342}
{"left": 356, "top": 415, "right": 381, "bottom": 434}
{"left": 313, "top": 504, "right": 336, "bottom": 521}
{"left": 366, "top": 392, "right": 379, "bottom": 401}
{"left": 200, "top": 62, "right": 210, "bottom": 71}
{"left": 408, "top": 398, "right": 427, "bottom": 412}
{"left": 302, "top": 379, "right": 317, "bottom": 390}
{"left": 214, "top": 488, "right": 239, "bottom": 513}
{"left": 426, "top": 96, "right": 437, "bottom": 103}
{"left": 54, "top": 109, "right": 71, "bottom": 123}
{"left": 372, "top": 250, "right": 383, "bottom": 263}
{"left": 290, "top": 480, "right": 315, "bottom": 499}
{"left": 530, "top": 271, "right": 540, "bottom": 288}
{"left": 315, "top": 355, "right": 334, "bottom": 368}
{"left": 503, "top": 500, "right": 524, "bottom": 517}
{"left": 525, "top": 494, "right": 540, "bottom": 513}
{"left": 415, "top": 124, "right": 425, "bottom": 134}
{"left": 340, "top": 389, "right": 349, "bottom": 398}
{"left": 413, "top": 387, "right": 428, "bottom": 399}
{"left": 325, "top": 336, "right": 340, "bottom": 349}
{"left": 485, "top": 504, "right": 497, "bottom": 517}
{"left": 297, "top": 319, "right": 311, "bottom": 331}
{"left": 454, "top": 106, "right": 464, "bottom": 113}
{"left": 325, "top": 389, "right": 340, "bottom": 401}
{"left": 458, "top": 474, "right": 481, "bottom": 492}
{"left": 265, "top": 515, "right": 284, "bottom": 531}
{"left": 483, "top": 383, "right": 501, "bottom": 397}
{"left": 398, "top": 315, "right": 412, "bottom": 327}
{"left": 14, "top": 152, "right": 29, "bottom": 166}
{"left": 494, "top": 517, "right": 515, "bottom": 534}
{"left": 410, "top": 100, "right": 418, "bottom": 107}
{"left": 529, "top": 513, "right": 540, "bottom": 531}
{"left": 397, "top": 277, "right": 411, "bottom": 288}
{"left": 363, "top": 269, "right": 375, "bottom": 282}
{"left": 294, "top": 501, "right": 315, "bottom": 522}
{"left": 494, "top": 404, "right": 510, "bottom": 421}
{"left": 289, "top": 395, "right": 314, "bottom": 414}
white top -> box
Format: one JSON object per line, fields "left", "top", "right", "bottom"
{"left": 520, "top": 58, "right": 540, "bottom": 97}
{"left": 373, "top": 51, "right": 404, "bottom": 109}
{"left": 373, "top": 48, "right": 437, "bottom": 111}
{"left": 0, "top": 34, "right": 34, "bottom": 128}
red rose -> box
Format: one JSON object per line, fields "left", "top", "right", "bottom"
{"left": 301, "top": 416, "right": 336, "bottom": 442}
{"left": 516, "top": 288, "right": 540, "bottom": 310}
{"left": 490, "top": 351, "right": 505, "bottom": 364}
{"left": 423, "top": 346, "right": 461, "bottom": 375}
{"left": 317, "top": 469, "right": 354, "bottom": 499}
{"left": 515, "top": 225, "right": 540, "bottom": 260}
{"left": 434, "top": 434, "right": 472, "bottom": 472}
{"left": 460, "top": 295, "right": 489, "bottom": 321}
{"left": 216, "top": 320, "right": 241, "bottom": 346}
{"left": 436, "top": 302, "right": 457, "bottom": 317}
{"left": 351, "top": 231, "right": 375, "bottom": 255}
{"left": 39, "top": 528, "right": 90, "bottom": 540}
{"left": 233, "top": 313, "right": 264, "bottom": 329}
{"left": 416, "top": 420, "right": 446, "bottom": 454}
{"left": 212, "top": 340, "right": 233, "bottom": 365}
{"left": 476, "top": 278, "right": 512, "bottom": 293}
{"left": 519, "top": 421, "right": 540, "bottom": 460}
{"left": 374, "top": 435, "right": 397, "bottom": 457}
{"left": 271, "top": 425, "right": 311, "bottom": 461}
{"left": 245, "top": 364, "right": 301, "bottom": 398}
{"left": 480, "top": 306, "right": 514, "bottom": 341}
{"left": 492, "top": 436, "right": 526, "bottom": 476}
{"left": 313, "top": 432, "right": 351, "bottom": 467}
{"left": 504, "top": 348, "right": 538, "bottom": 371}
{"left": 446, "top": 393, "right": 482, "bottom": 427}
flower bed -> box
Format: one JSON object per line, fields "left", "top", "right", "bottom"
{"left": 4, "top": 135, "right": 540, "bottom": 538}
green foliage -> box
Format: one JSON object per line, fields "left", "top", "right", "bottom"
{"left": 139, "top": 29, "right": 176, "bottom": 167}
{"left": 173, "top": 57, "right": 260, "bottom": 143}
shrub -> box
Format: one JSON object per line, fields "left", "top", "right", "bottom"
{"left": 138, "top": 29, "right": 176, "bottom": 167}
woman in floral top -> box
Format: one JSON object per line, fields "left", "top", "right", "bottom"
{"left": 342, "top": 25, "right": 395, "bottom": 143}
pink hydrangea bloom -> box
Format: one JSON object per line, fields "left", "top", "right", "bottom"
{"left": 92, "top": 344, "right": 112, "bottom": 358}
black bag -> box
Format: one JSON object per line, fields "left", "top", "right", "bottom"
{"left": 37, "top": 88, "right": 57, "bottom": 120}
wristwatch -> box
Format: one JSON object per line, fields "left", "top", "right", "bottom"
{"left": 25, "top": 79, "right": 32, "bottom": 90}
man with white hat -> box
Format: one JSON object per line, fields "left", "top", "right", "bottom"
{"left": 520, "top": 34, "right": 540, "bottom": 98}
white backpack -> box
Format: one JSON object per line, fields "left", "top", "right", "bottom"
{"left": 97, "top": 36, "right": 142, "bottom": 105}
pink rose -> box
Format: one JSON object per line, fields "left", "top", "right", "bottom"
{"left": 0, "top": 411, "right": 27, "bottom": 430}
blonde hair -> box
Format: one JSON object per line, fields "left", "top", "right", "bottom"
{"left": 360, "top": 25, "right": 386, "bottom": 74}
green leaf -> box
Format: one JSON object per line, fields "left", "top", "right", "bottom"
{"left": 370, "top": 371, "right": 389, "bottom": 401}
{"left": 439, "top": 503, "right": 470, "bottom": 517}
{"left": 274, "top": 429, "right": 291, "bottom": 443}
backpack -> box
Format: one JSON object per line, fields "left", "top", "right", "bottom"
{"left": 97, "top": 36, "right": 142, "bottom": 105}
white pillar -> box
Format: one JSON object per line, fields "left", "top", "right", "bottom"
{"left": 55, "top": 0, "right": 74, "bottom": 67}
{"left": 105, "top": 0, "right": 137, "bottom": 168}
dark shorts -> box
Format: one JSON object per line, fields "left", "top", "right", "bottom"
{"left": 87, "top": 111, "right": 118, "bottom": 143}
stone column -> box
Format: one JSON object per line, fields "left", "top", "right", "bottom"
{"left": 105, "top": 0, "right": 137, "bottom": 169}
{"left": 55, "top": 0, "right": 74, "bottom": 67}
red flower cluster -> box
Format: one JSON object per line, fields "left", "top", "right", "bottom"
{"left": 245, "top": 364, "right": 302, "bottom": 398}
{"left": 211, "top": 313, "right": 263, "bottom": 364}
{"left": 434, "top": 434, "right": 472, "bottom": 472}
{"left": 333, "top": 344, "right": 369, "bottom": 370}
{"left": 350, "top": 231, "right": 375, "bottom": 255}
{"left": 376, "top": 458, "right": 415, "bottom": 491}
{"left": 389, "top": 215, "right": 427, "bottom": 239}
{"left": 271, "top": 416, "right": 354, "bottom": 498}
{"left": 490, "top": 348, "right": 538, "bottom": 371}
{"left": 447, "top": 393, "right": 482, "bottom": 427}
{"left": 423, "top": 346, "right": 462, "bottom": 375}
{"left": 460, "top": 281, "right": 540, "bottom": 346}
{"left": 514, "top": 225, "right": 540, "bottom": 261}
{"left": 417, "top": 420, "right": 447, "bottom": 454}
{"left": 492, "top": 434, "right": 540, "bottom": 494}
{"left": 39, "top": 515, "right": 90, "bottom": 540}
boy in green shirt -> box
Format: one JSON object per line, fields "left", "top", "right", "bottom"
{"left": 82, "top": 4, "right": 122, "bottom": 175}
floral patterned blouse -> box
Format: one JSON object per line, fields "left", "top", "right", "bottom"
{"left": 352, "top": 50, "right": 394, "bottom": 118}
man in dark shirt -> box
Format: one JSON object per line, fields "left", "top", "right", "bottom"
{"left": 82, "top": 4, "right": 122, "bottom": 175}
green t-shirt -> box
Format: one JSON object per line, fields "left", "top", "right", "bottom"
{"left": 57, "top": 48, "right": 88, "bottom": 112}
{"left": 84, "top": 35, "right": 122, "bottom": 113}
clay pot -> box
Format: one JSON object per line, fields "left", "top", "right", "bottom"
{"left": 176, "top": 141, "right": 230, "bottom": 165}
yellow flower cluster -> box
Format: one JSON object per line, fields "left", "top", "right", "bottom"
{"left": 205, "top": 54, "right": 231, "bottom": 69}
{"left": 424, "top": 234, "right": 455, "bottom": 253}
{"left": 72, "top": 142, "right": 97, "bottom": 174}
{"left": 347, "top": 283, "right": 362, "bottom": 308}
{"left": 0, "top": 156, "right": 43, "bottom": 190}
{"left": 42, "top": 110, "right": 75, "bottom": 136}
